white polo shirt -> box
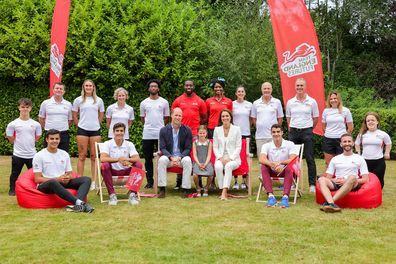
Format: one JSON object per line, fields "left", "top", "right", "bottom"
{"left": 355, "top": 130, "right": 392, "bottom": 160}
{"left": 261, "top": 139, "right": 299, "bottom": 162}
{"left": 251, "top": 97, "right": 284, "bottom": 139}
{"left": 106, "top": 103, "right": 135, "bottom": 139}
{"left": 326, "top": 153, "right": 368, "bottom": 179}
{"left": 140, "top": 97, "right": 170, "bottom": 140}
{"left": 286, "top": 95, "right": 319, "bottom": 129}
{"left": 39, "top": 97, "right": 73, "bottom": 131}
{"left": 6, "top": 118, "right": 42, "bottom": 159}
{"left": 33, "top": 148, "right": 72, "bottom": 178}
{"left": 101, "top": 139, "right": 139, "bottom": 170}
{"left": 322, "top": 107, "right": 353, "bottom": 138}
{"left": 232, "top": 100, "right": 252, "bottom": 136}
{"left": 72, "top": 96, "right": 105, "bottom": 131}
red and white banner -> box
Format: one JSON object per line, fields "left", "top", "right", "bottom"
{"left": 126, "top": 167, "right": 146, "bottom": 193}
{"left": 49, "top": 0, "right": 71, "bottom": 96}
{"left": 268, "top": 0, "right": 325, "bottom": 135}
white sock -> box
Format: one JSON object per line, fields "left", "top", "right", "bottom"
{"left": 75, "top": 199, "right": 83, "bottom": 205}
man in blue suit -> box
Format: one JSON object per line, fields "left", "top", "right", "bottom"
{"left": 157, "top": 107, "right": 192, "bottom": 198}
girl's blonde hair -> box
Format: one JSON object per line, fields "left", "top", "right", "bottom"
{"left": 81, "top": 79, "right": 97, "bottom": 104}
{"left": 326, "top": 91, "right": 343, "bottom": 113}
{"left": 113, "top": 87, "right": 129, "bottom": 100}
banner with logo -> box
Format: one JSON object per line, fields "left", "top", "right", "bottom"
{"left": 268, "top": 0, "right": 325, "bottom": 135}
{"left": 126, "top": 167, "right": 146, "bottom": 193}
{"left": 49, "top": 0, "right": 71, "bottom": 96}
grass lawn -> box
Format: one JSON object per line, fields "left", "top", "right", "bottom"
{"left": 0, "top": 156, "right": 395, "bottom": 263}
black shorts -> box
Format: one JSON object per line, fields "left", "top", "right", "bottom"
{"left": 322, "top": 137, "right": 342, "bottom": 155}
{"left": 77, "top": 127, "right": 101, "bottom": 137}
{"left": 331, "top": 181, "right": 361, "bottom": 192}
{"left": 242, "top": 135, "right": 250, "bottom": 139}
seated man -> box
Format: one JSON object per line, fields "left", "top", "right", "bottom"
{"left": 318, "top": 133, "right": 369, "bottom": 213}
{"left": 158, "top": 107, "right": 192, "bottom": 198}
{"left": 100, "top": 122, "right": 144, "bottom": 206}
{"left": 259, "top": 124, "right": 299, "bottom": 208}
{"left": 33, "top": 129, "right": 94, "bottom": 213}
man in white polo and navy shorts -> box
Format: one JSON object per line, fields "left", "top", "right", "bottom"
{"left": 33, "top": 129, "right": 94, "bottom": 213}
{"left": 39, "top": 82, "right": 73, "bottom": 152}
{"left": 286, "top": 78, "right": 319, "bottom": 192}
{"left": 318, "top": 133, "right": 369, "bottom": 213}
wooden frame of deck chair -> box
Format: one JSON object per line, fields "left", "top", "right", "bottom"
{"left": 256, "top": 144, "right": 304, "bottom": 204}
{"left": 95, "top": 142, "right": 140, "bottom": 203}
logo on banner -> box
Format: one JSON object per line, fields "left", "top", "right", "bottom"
{"left": 281, "top": 43, "right": 318, "bottom": 77}
{"left": 50, "top": 43, "right": 64, "bottom": 78}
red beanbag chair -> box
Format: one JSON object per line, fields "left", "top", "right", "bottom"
{"left": 315, "top": 173, "right": 382, "bottom": 209}
{"left": 16, "top": 168, "right": 80, "bottom": 209}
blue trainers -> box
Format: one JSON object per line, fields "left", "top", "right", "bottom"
{"left": 280, "top": 196, "right": 289, "bottom": 208}
{"left": 267, "top": 196, "right": 277, "bottom": 207}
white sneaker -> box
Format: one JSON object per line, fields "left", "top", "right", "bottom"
{"left": 240, "top": 183, "right": 247, "bottom": 190}
{"left": 128, "top": 192, "right": 139, "bottom": 205}
{"left": 233, "top": 183, "right": 239, "bottom": 190}
{"left": 309, "top": 185, "right": 316, "bottom": 193}
{"left": 90, "top": 181, "right": 96, "bottom": 191}
{"left": 108, "top": 193, "right": 118, "bottom": 206}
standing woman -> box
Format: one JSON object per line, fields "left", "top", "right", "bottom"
{"left": 213, "top": 109, "right": 242, "bottom": 200}
{"left": 72, "top": 80, "right": 105, "bottom": 190}
{"left": 355, "top": 112, "right": 392, "bottom": 189}
{"left": 322, "top": 91, "right": 353, "bottom": 166}
{"left": 106, "top": 88, "right": 134, "bottom": 140}
{"left": 205, "top": 77, "right": 232, "bottom": 139}
{"left": 232, "top": 86, "right": 252, "bottom": 190}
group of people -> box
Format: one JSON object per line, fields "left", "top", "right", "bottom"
{"left": 5, "top": 77, "right": 392, "bottom": 213}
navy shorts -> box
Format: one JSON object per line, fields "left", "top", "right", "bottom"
{"left": 77, "top": 127, "right": 101, "bottom": 137}
{"left": 331, "top": 180, "right": 361, "bottom": 192}
{"left": 322, "top": 137, "right": 342, "bottom": 155}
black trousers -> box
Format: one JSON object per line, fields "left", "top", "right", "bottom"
{"left": 366, "top": 158, "right": 386, "bottom": 189}
{"left": 143, "top": 139, "right": 158, "bottom": 185}
{"left": 37, "top": 176, "right": 91, "bottom": 204}
{"left": 9, "top": 155, "right": 32, "bottom": 191}
{"left": 288, "top": 127, "right": 317, "bottom": 186}
{"left": 43, "top": 130, "right": 70, "bottom": 153}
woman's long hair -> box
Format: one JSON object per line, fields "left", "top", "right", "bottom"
{"left": 326, "top": 91, "right": 343, "bottom": 113}
{"left": 359, "top": 112, "right": 380, "bottom": 136}
{"left": 81, "top": 79, "right": 97, "bottom": 104}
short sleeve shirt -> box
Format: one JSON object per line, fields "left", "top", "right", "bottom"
{"left": 286, "top": 95, "right": 319, "bottom": 129}
{"left": 6, "top": 118, "right": 42, "bottom": 158}
{"left": 251, "top": 97, "right": 284, "bottom": 139}
{"left": 172, "top": 93, "right": 207, "bottom": 137}
{"left": 106, "top": 103, "right": 134, "bottom": 139}
{"left": 33, "top": 148, "right": 72, "bottom": 178}
{"left": 322, "top": 107, "right": 353, "bottom": 138}
{"left": 101, "top": 139, "right": 139, "bottom": 170}
{"left": 326, "top": 153, "right": 368, "bottom": 179}
{"left": 140, "top": 97, "right": 170, "bottom": 140}
{"left": 39, "top": 97, "right": 72, "bottom": 131}
{"left": 232, "top": 100, "right": 252, "bottom": 136}
{"left": 206, "top": 96, "right": 233, "bottom": 129}
{"left": 72, "top": 96, "right": 105, "bottom": 131}
{"left": 261, "top": 139, "right": 299, "bottom": 162}
{"left": 355, "top": 130, "right": 392, "bottom": 160}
